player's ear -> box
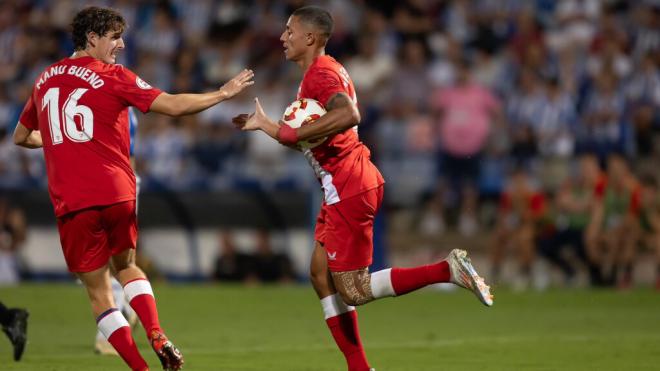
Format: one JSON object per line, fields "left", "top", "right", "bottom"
{"left": 86, "top": 31, "right": 98, "bottom": 48}
{"left": 305, "top": 32, "right": 315, "bottom": 47}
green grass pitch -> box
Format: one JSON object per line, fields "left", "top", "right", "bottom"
{"left": 0, "top": 284, "right": 658, "bottom": 370}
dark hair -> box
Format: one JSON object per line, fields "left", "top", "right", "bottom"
{"left": 71, "top": 6, "right": 126, "bottom": 51}
{"left": 292, "top": 6, "right": 333, "bottom": 40}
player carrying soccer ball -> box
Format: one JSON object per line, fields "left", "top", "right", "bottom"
{"left": 233, "top": 6, "right": 493, "bottom": 371}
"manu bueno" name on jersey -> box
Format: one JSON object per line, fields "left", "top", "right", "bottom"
{"left": 36, "top": 65, "right": 105, "bottom": 90}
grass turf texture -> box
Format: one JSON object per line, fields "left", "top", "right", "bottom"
{"left": 0, "top": 284, "right": 658, "bottom": 370}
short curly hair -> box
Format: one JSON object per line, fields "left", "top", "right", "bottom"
{"left": 71, "top": 6, "right": 126, "bottom": 51}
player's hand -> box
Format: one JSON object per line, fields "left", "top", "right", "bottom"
{"left": 220, "top": 69, "right": 254, "bottom": 99}
{"left": 231, "top": 113, "right": 250, "bottom": 130}
{"left": 241, "top": 98, "right": 268, "bottom": 131}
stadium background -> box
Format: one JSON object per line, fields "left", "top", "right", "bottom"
{"left": 0, "top": 0, "right": 659, "bottom": 370}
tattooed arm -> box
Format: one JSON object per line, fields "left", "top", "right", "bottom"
{"left": 294, "top": 92, "right": 360, "bottom": 142}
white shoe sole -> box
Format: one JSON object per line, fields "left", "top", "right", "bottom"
{"left": 449, "top": 249, "right": 494, "bottom": 307}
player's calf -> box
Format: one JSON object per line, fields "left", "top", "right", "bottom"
{"left": 97, "top": 308, "right": 148, "bottom": 370}
{"left": 320, "top": 293, "right": 370, "bottom": 371}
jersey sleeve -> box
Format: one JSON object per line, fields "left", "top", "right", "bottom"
{"left": 112, "top": 66, "right": 163, "bottom": 113}
{"left": 306, "top": 67, "right": 346, "bottom": 107}
{"left": 18, "top": 94, "right": 38, "bottom": 130}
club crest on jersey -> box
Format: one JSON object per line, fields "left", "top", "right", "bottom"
{"left": 135, "top": 76, "right": 152, "bottom": 90}
{"left": 327, "top": 251, "right": 337, "bottom": 261}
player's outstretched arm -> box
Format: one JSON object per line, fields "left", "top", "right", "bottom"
{"left": 13, "top": 123, "right": 42, "bottom": 149}
{"left": 150, "top": 69, "right": 254, "bottom": 116}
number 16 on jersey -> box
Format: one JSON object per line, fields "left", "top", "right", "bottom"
{"left": 42, "top": 87, "right": 94, "bottom": 144}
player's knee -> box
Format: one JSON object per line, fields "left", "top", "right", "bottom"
{"left": 337, "top": 290, "right": 359, "bottom": 306}
{"left": 112, "top": 260, "right": 139, "bottom": 275}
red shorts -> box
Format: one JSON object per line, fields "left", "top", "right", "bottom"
{"left": 56, "top": 200, "right": 137, "bottom": 273}
{"left": 315, "top": 185, "right": 384, "bottom": 272}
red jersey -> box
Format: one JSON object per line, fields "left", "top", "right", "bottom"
{"left": 19, "top": 56, "right": 162, "bottom": 217}
{"left": 297, "top": 55, "right": 384, "bottom": 205}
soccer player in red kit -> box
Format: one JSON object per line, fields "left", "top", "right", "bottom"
{"left": 234, "top": 6, "right": 493, "bottom": 371}
{"left": 13, "top": 6, "right": 253, "bottom": 371}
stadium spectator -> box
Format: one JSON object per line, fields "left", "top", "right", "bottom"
{"left": 252, "top": 229, "right": 295, "bottom": 283}
{"left": 136, "top": 115, "right": 196, "bottom": 190}
{"left": 538, "top": 153, "right": 603, "bottom": 285}
{"left": 12, "top": 6, "right": 253, "bottom": 370}
{"left": 578, "top": 73, "right": 627, "bottom": 161}
{"left": 586, "top": 38, "right": 632, "bottom": 82}
{"left": 0, "top": 195, "right": 27, "bottom": 285}
{"left": 636, "top": 174, "right": 660, "bottom": 290}
{"left": 427, "top": 56, "right": 501, "bottom": 236}
{"left": 629, "top": 2, "right": 660, "bottom": 59}
{"left": 344, "top": 33, "right": 394, "bottom": 107}
{"left": 490, "top": 166, "right": 547, "bottom": 289}
{"left": 625, "top": 52, "right": 660, "bottom": 158}
{"left": 533, "top": 75, "right": 577, "bottom": 191}
{"left": 585, "top": 153, "right": 640, "bottom": 287}
{"left": 508, "top": 8, "right": 546, "bottom": 67}
{"left": 0, "top": 301, "right": 27, "bottom": 361}
{"left": 234, "top": 6, "right": 493, "bottom": 370}
{"left": 506, "top": 68, "right": 543, "bottom": 166}
{"left": 388, "top": 38, "right": 431, "bottom": 111}
{"left": 213, "top": 230, "right": 256, "bottom": 283}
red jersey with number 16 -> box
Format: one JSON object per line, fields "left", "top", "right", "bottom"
{"left": 297, "top": 55, "right": 384, "bottom": 205}
{"left": 19, "top": 56, "right": 162, "bottom": 217}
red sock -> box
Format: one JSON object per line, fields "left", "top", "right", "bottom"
{"left": 326, "top": 311, "right": 370, "bottom": 371}
{"left": 97, "top": 309, "right": 148, "bottom": 371}
{"left": 108, "top": 327, "right": 149, "bottom": 371}
{"left": 124, "top": 278, "right": 162, "bottom": 338}
{"left": 391, "top": 260, "right": 450, "bottom": 295}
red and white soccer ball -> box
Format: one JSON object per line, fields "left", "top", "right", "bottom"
{"left": 281, "top": 98, "right": 327, "bottom": 149}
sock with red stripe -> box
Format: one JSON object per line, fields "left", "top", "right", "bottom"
{"left": 322, "top": 294, "right": 370, "bottom": 371}
{"left": 97, "top": 308, "right": 147, "bottom": 371}
{"left": 370, "top": 261, "right": 450, "bottom": 298}
{"left": 124, "top": 278, "right": 162, "bottom": 338}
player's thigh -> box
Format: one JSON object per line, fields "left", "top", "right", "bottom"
{"left": 102, "top": 200, "right": 138, "bottom": 258}
{"left": 110, "top": 246, "right": 137, "bottom": 272}
{"left": 330, "top": 267, "right": 373, "bottom": 306}
{"left": 310, "top": 241, "right": 336, "bottom": 298}
{"left": 324, "top": 187, "right": 382, "bottom": 272}
{"left": 57, "top": 207, "right": 110, "bottom": 273}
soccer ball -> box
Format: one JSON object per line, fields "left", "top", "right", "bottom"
{"left": 281, "top": 98, "right": 327, "bottom": 149}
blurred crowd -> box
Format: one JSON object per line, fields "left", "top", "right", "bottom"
{"left": 213, "top": 229, "right": 295, "bottom": 284}
{"left": 0, "top": 0, "right": 659, "bottom": 288}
